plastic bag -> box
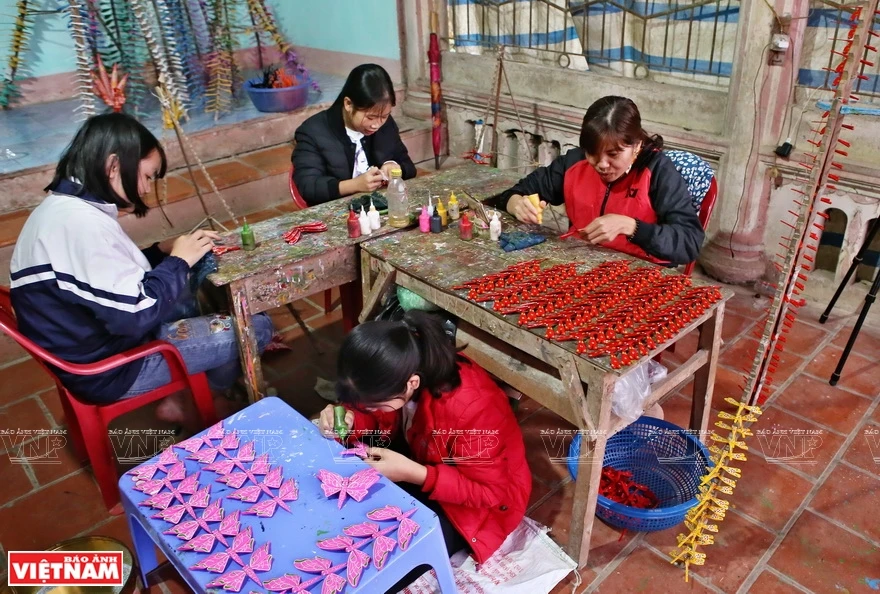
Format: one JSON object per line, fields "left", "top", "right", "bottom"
{"left": 611, "top": 360, "right": 668, "bottom": 424}
{"left": 402, "top": 517, "right": 577, "bottom": 594}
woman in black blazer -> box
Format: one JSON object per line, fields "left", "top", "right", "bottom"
{"left": 292, "top": 64, "right": 416, "bottom": 205}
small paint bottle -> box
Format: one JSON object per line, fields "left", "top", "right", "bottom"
{"left": 436, "top": 197, "right": 448, "bottom": 228}
{"left": 489, "top": 211, "right": 502, "bottom": 241}
{"left": 359, "top": 206, "right": 372, "bottom": 236}
{"left": 240, "top": 218, "right": 256, "bottom": 251}
{"left": 430, "top": 206, "right": 442, "bottom": 233}
{"left": 459, "top": 212, "right": 473, "bottom": 241}
{"left": 419, "top": 204, "right": 431, "bottom": 233}
{"left": 447, "top": 191, "right": 460, "bottom": 221}
{"left": 347, "top": 208, "right": 361, "bottom": 239}
{"left": 368, "top": 200, "right": 381, "bottom": 230}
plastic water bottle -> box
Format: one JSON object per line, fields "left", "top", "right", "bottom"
{"left": 386, "top": 168, "right": 410, "bottom": 228}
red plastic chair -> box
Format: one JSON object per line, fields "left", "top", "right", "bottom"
{"left": 0, "top": 286, "right": 217, "bottom": 514}
{"left": 683, "top": 176, "right": 718, "bottom": 277}
{"left": 290, "top": 163, "right": 334, "bottom": 314}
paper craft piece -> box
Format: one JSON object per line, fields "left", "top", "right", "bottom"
{"left": 344, "top": 521, "right": 398, "bottom": 569}
{"left": 213, "top": 245, "right": 242, "bottom": 255}
{"left": 152, "top": 484, "right": 211, "bottom": 525}
{"left": 175, "top": 421, "right": 227, "bottom": 454}
{"left": 316, "top": 468, "right": 380, "bottom": 509}
{"left": 341, "top": 442, "right": 369, "bottom": 459}
{"left": 366, "top": 506, "right": 420, "bottom": 550}
{"left": 205, "top": 542, "right": 272, "bottom": 593}
{"left": 138, "top": 471, "right": 202, "bottom": 509}
{"left": 179, "top": 510, "right": 241, "bottom": 553}
{"left": 127, "top": 445, "right": 180, "bottom": 483}
{"left": 317, "top": 536, "right": 371, "bottom": 587}
{"left": 134, "top": 461, "right": 186, "bottom": 496}
{"left": 203, "top": 440, "right": 256, "bottom": 474}
{"left": 221, "top": 463, "right": 299, "bottom": 517}
{"left": 191, "top": 432, "right": 243, "bottom": 464}
{"left": 282, "top": 221, "right": 329, "bottom": 245}
{"left": 291, "top": 557, "right": 348, "bottom": 594}
{"left": 217, "top": 453, "right": 272, "bottom": 488}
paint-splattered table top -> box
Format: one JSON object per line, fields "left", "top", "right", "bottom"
{"left": 207, "top": 163, "right": 522, "bottom": 286}
{"left": 361, "top": 218, "right": 732, "bottom": 374}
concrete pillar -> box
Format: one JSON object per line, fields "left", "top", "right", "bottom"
{"left": 398, "top": 0, "right": 447, "bottom": 120}
{"left": 699, "top": 0, "right": 811, "bottom": 283}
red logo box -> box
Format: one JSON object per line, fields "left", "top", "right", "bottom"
{"left": 7, "top": 551, "right": 124, "bottom": 587}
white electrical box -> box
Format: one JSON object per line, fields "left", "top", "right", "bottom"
{"left": 771, "top": 33, "right": 791, "bottom": 52}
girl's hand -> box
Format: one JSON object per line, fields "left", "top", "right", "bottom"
{"left": 506, "top": 194, "right": 546, "bottom": 224}
{"left": 318, "top": 404, "right": 354, "bottom": 439}
{"left": 365, "top": 447, "right": 427, "bottom": 485}
{"left": 581, "top": 214, "right": 637, "bottom": 244}
{"left": 356, "top": 168, "right": 385, "bottom": 193}
{"left": 170, "top": 229, "right": 221, "bottom": 267}
{"left": 380, "top": 161, "right": 398, "bottom": 181}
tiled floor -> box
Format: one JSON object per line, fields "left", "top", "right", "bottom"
{"left": 1, "top": 235, "right": 879, "bottom": 592}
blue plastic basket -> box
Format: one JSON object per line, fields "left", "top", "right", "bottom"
{"left": 568, "top": 416, "right": 711, "bottom": 532}
{"left": 245, "top": 77, "right": 310, "bottom": 113}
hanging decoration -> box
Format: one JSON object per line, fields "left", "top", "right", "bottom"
{"left": 154, "top": 80, "right": 238, "bottom": 230}
{"left": 0, "top": 0, "right": 34, "bottom": 109}
{"left": 131, "top": 0, "right": 189, "bottom": 118}
{"left": 669, "top": 0, "right": 880, "bottom": 581}
{"left": 245, "top": 0, "right": 320, "bottom": 91}
{"left": 92, "top": 55, "right": 128, "bottom": 112}
{"left": 204, "top": 0, "right": 236, "bottom": 118}
{"left": 67, "top": 0, "right": 98, "bottom": 118}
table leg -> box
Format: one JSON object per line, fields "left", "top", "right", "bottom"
{"left": 229, "top": 282, "right": 265, "bottom": 403}
{"left": 691, "top": 303, "right": 725, "bottom": 440}
{"left": 340, "top": 280, "right": 362, "bottom": 332}
{"left": 563, "top": 362, "right": 615, "bottom": 568}
{"left": 126, "top": 513, "right": 159, "bottom": 588}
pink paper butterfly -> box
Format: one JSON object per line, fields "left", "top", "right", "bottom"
{"left": 203, "top": 440, "right": 256, "bottom": 472}
{"left": 178, "top": 510, "right": 241, "bottom": 553}
{"left": 243, "top": 478, "right": 298, "bottom": 518}
{"left": 264, "top": 573, "right": 312, "bottom": 594}
{"left": 204, "top": 542, "right": 272, "bottom": 593}
{"left": 127, "top": 446, "right": 180, "bottom": 482}
{"left": 217, "top": 453, "right": 272, "bottom": 488}
{"left": 344, "top": 521, "right": 398, "bottom": 569}
{"left": 341, "top": 442, "right": 369, "bottom": 459}
{"left": 317, "top": 535, "right": 371, "bottom": 586}
{"left": 175, "top": 422, "right": 227, "bottom": 454}
{"left": 316, "top": 468, "right": 380, "bottom": 509}
{"left": 190, "top": 431, "right": 241, "bottom": 464}
{"left": 367, "top": 506, "right": 420, "bottom": 550}
{"left": 293, "top": 557, "right": 347, "bottom": 594}
{"left": 151, "top": 484, "right": 211, "bottom": 525}
{"left": 134, "top": 462, "right": 186, "bottom": 496}
{"left": 138, "top": 470, "right": 201, "bottom": 508}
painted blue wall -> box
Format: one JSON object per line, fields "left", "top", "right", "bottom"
{"left": 0, "top": 0, "right": 399, "bottom": 79}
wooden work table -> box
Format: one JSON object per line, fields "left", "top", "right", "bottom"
{"left": 359, "top": 221, "right": 730, "bottom": 568}
{"left": 207, "top": 163, "right": 522, "bottom": 401}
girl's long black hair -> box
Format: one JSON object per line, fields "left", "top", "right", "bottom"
{"left": 45, "top": 112, "right": 166, "bottom": 217}
{"left": 336, "top": 310, "right": 463, "bottom": 406}
{"left": 334, "top": 63, "right": 396, "bottom": 111}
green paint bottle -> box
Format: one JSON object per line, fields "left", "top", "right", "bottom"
{"left": 240, "top": 218, "right": 256, "bottom": 251}
{"left": 333, "top": 405, "right": 349, "bottom": 442}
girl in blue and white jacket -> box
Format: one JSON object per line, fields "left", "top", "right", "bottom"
{"left": 9, "top": 113, "right": 272, "bottom": 426}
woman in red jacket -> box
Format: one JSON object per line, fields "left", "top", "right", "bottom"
{"left": 498, "top": 95, "right": 704, "bottom": 266}
{"left": 318, "top": 310, "right": 531, "bottom": 575}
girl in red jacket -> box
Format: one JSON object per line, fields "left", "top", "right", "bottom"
{"left": 318, "top": 310, "right": 531, "bottom": 571}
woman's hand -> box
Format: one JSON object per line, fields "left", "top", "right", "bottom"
{"left": 170, "top": 229, "right": 221, "bottom": 267}
{"left": 580, "top": 214, "right": 637, "bottom": 244}
{"left": 380, "top": 161, "right": 399, "bottom": 181}
{"left": 506, "top": 194, "right": 547, "bottom": 225}
{"left": 365, "top": 447, "right": 427, "bottom": 485}
{"left": 356, "top": 168, "right": 385, "bottom": 193}
{"left": 318, "top": 404, "right": 354, "bottom": 439}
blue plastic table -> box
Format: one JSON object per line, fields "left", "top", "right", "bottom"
{"left": 119, "top": 396, "right": 457, "bottom": 593}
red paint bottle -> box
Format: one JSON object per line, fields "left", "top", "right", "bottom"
{"left": 459, "top": 212, "right": 473, "bottom": 241}
{"left": 347, "top": 208, "right": 361, "bottom": 239}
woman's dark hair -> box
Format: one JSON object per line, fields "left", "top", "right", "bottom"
{"left": 45, "top": 112, "right": 167, "bottom": 217}
{"left": 579, "top": 96, "right": 663, "bottom": 170}
{"left": 336, "top": 310, "right": 462, "bottom": 406}
{"left": 335, "top": 63, "right": 396, "bottom": 111}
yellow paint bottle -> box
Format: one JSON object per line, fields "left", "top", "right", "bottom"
{"left": 447, "top": 191, "right": 460, "bottom": 221}
{"left": 436, "top": 197, "right": 448, "bottom": 227}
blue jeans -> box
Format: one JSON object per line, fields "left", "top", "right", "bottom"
{"left": 123, "top": 313, "right": 274, "bottom": 397}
